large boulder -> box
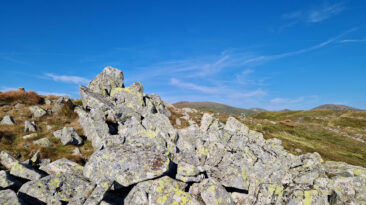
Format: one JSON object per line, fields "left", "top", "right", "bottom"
{"left": 1, "top": 115, "right": 15, "bottom": 125}
{"left": 39, "top": 158, "right": 83, "bottom": 176}
{"left": 53, "top": 127, "right": 83, "bottom": 145}
{"left": 18, "top": 172, "right": 94, "bottom": 204}
{"left": 83, "top": 143, "right": 170, "bottom": 186}
{"left": 9, "top": 161, "right": 44, "bottom": 181}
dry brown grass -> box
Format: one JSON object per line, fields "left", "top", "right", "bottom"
{"left": 0, "top": 97, "right": 93, "bottom": 165}
{"left": 0, "top": 90, "right": 41, "bottom": 105}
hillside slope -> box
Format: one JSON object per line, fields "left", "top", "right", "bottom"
{"left": 174, "top": 101, "right": 265, "bottom": 116}
{"left": 312, "top": 104, "right": 361, "bottom": 111}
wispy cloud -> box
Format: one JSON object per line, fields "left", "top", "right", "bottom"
{"left": 170, "top": 78, "right": 218, "bottom": 94}
{"left": 283, "top": 3, "right": 344, "bottom": 23}
{"left": 45, "top": 73, "right": 89, "bottom": 84}
{"left": 339, "top": 39, "right": 366, "bottom": 43}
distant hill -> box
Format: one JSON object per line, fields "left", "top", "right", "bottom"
{"left": 173, "top": 101, "right": 265, "bottom": 116}
{"left": 312, "top": 104, "right": 361, "bottom": 111}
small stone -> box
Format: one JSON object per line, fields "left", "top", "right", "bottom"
{"left": 295, "top": 148, "right": 302, "bottom": 153}
{"left": 33, "top": 137, "right": 53, "bottom": 147}
{"left": 72, "top": 148, "right": 81, "bottom": 156}
{"left": 24, "top": 120, "right": 37, "bottom": 132}
{"left": 22, "top": 133, "right": 37, "bottom": 139}
{"left": 46, "top": 125, "right": 54, "bottom": 130}
{"left": 1, "top": 115, "right": 15, "bottom": 125}
{"left": 14, "top": 103, "right": 24, "bottom": 109}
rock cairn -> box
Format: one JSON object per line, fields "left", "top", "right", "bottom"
{"left": 0, "top": 67, "right": 365, "bottom": 204}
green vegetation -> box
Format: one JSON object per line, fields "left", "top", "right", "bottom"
{"left": 174, "top": 101, "right": 265, "bottom": 116}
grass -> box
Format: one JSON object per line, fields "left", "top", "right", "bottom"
{"left": 0, "top": 91, "right": 93, "bottom": 165}
{"left": 0, "top": 90, "right": 41, "bottom": 105}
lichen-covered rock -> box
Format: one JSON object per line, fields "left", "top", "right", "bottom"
{"left": 87, "top": 66, "right": 124, "bottom": 96}
{"left": 18, "top": 172, "right": 95, "bottom": 204}
{"left": 33, "top": 137, "right": 53, "bottom": 147}
{"left": 1, "top": 115, "right": 15, "bottom": 125}
{"left": 0, "top": 151, "right": 18, "bottom": 169}
{"left": 84, "top": 143, "right": 170, "bottom": 186}
{"left": 53, "top": 127, "right": 83, "bottom": 145}
{"left": 190, "top": 178, "right": 234, "bottom": 205}
{"left": 83, "top": 180, "right": 113, "bottom": 205}
{"left": 39, "top": 158, "right": 83, "bottom": 176}
{"left": 29, "top": 105, "right": 47, "bottom": 118}
{"left": 24, "top": 120, "right": 37, "bottom": 132}
{"left": 0, "top": 170, "right": 21, "bottom": 189}
{"left": 125, "top": 176, "right": 201, "bottom": 205}
{"left": 10, "top": 161, "right": 44, "bottom": 180}
{"left": 0, "top": 189, "right": 24, "bottom": 205}
{"left": 52, "top": 95, "right": 74, "bottom": 113}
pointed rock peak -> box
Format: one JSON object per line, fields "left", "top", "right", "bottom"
{"left": 129, "top": 81, "right": 144, "bottom": 94}
{"left": 87, "top": 66, "right": 124, "bottom": 96}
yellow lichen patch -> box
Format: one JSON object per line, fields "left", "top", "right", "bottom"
{"left": 110, "top": 87, "right": 123, "bottom": 96}
{"left": 198, "top": 147, "right": 209, "bottom": 155}
{"left": 304, "top": 190, "right": 318, "bottom": 205}
{"left": 140, "top": 130, "right": 157, "bottom": 138}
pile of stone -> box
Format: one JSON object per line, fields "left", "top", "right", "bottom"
{"left": 1, "top": 67, "right": 365, "bottom": 204}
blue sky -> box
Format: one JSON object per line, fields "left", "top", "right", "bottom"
{"left": 0, "top": 0, "right": 365, "bottom": 110}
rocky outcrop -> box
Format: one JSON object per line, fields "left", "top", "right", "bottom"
{"left": 0, "top": 67, "right": 365, "bottom": 204}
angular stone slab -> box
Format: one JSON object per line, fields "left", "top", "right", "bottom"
{"left": 84, "top": 143, "right": 170, "bottom": 186}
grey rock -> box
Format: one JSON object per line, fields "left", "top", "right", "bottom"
{"left": 39, "top": 158, "right": 83, "bottom": 176}
{"left": 1, "top": 115, "right": 15, "bottom": 125}
{"left": 10, "top": 161, "right": 44, "bottom": 180}
{"left": 72, "top": 147, "right": 82, "bottom": 156}
{"left": 0, "top": 189, "right": 24, "bottom": 205}
{"left": 124, "top": 176, "right": 201, "bottom": 205}
{"left": 24, "top": 120, "right": 37, "bottom": 132}
{"left": 33, "top": 137, "right": 53, "bottom": 147}
{"left": 14, "top": 103, "right": 24, "bottom": 109}
{"left": 18, "top": 173, "right": 94, "bottom": 204}
{"left": 22, "top": 133, "right": 37, "bottom": 139}
{"left": 46, "top": 125, "right": 54, "bottom": 130}
{"left": 190, "top": 178, "right": 234, "bottom": 205}
{"left": 53, "top": 127, "right": 83, "bottom": 145}
{"left": 0, "top": 170, "right": 21, "bottom": 189}
{"left": 84, "top": 143, "right": 170, "bottom": 186}
{"left": 87, "top": 66, "right": 124, "bottom": 96}
{"left": 52, "top": 95, "right": 74, "bottom": 113}
{"left": 83, "top": 180, "right": 113, "bottom": 205}
{"left": 29, "top": 105, "right": 47, "bottom": 117}
{"left": 0, "top": 151, "right": 18, "bottom": 169}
